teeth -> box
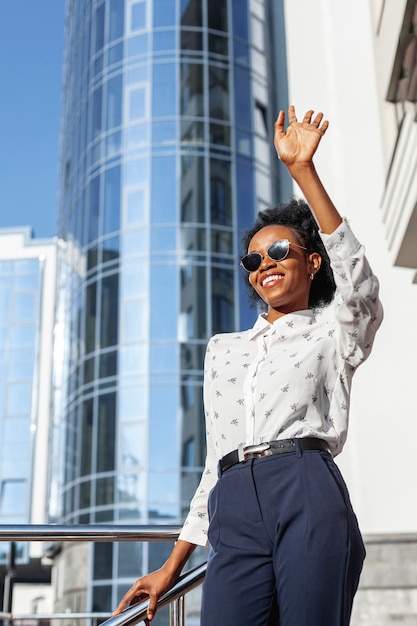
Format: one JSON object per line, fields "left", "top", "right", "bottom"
{"left": 262, "top": 274, "right": 283, "bottom": 286}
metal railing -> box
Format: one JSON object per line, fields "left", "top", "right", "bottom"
{"left": 0, "top": 525, "right": 207, "bottom": 626}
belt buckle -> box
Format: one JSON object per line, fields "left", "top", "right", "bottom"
{"left": 238, "top": 442, "right": 271, "bottom": 462}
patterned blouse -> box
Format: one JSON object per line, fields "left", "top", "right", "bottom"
{"left": 178, "top": 219, "right": 383, "bottom": 547}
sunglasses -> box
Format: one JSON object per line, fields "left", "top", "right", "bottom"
{"left": 240, "top": 239, "right": 307, "bottom": 273}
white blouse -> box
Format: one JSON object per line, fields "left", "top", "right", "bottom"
{"left": 179, "top": 219, "right": 383, "bottom": 547}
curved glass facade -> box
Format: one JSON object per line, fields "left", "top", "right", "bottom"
{"left": 51, "top": 0, "right": 287, "bottom": 620}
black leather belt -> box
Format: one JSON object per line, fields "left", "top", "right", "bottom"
{"left": 219, "top": 437, "right": 330, "bottom": 475}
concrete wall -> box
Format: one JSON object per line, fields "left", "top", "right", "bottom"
{"left": 353, "top": 535, "right": 417, "bottom": 625}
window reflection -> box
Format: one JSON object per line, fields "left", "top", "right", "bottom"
{"left": 97, "top": 393, "right": 116, "bottom": 473}
{"left": 181, "top": 62, "right": 204, "bottom": 116}
{"left": 180, "top": 155, "right": 205, "bottom": 222}
{"left": 209, "top": 122, "right": 230, "bottom": 147}
{"left": 181, "top": 0, "right": 202, "bottom": 26}
{"left": 100, "top": 273, "right": 119, "bottom": 348}
{"left": 117, "top": 473, "right": 145, "bottom": 504}
{"left": 208, "top": 33, "right": 228, "bottom": 57}
{"left": 209, "top": 66, "right": 230, "bottom": 122}
{"left": 210, "top": 159, "right": 232, "bottom": 225}
{"left": 103, "top": 166, "right": 121, "bottom": 235}
{"left": 0, "top": 480, "right": 27, "bottom": 515}
{"left": 212, "top": 267, "right": 234, "bottom": 334}
{"left": 180, "top": 29, "right": 203, "bottom": 52}
{"left": 208, "top": 0, "right": 228, "bottom": 31}
{"left": 119, "top": 422, "right": 145, "bottom": 468}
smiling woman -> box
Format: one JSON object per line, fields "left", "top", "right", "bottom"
{"left": 113, "top": 106, "right": 384, "bottom": 626}
{"left": 241, "top": 197, "right": 337, "bottom": 315}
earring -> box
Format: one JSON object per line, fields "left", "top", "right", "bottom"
{"left": 310, "top": 273, "right": 314, "bottom": 280}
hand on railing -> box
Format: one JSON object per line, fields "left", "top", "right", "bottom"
{"left": 113, "top": 539, "right": 197, "bottom": 623}
{"left": 108, "top": 562, "right": 207, "bottom": 626}
{"left": 113, "top": 567, "right": 178, "bottom": 624}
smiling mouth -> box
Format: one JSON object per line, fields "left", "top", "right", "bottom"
{"left": 261, "top": 273, "right": 284, "bottom": 287}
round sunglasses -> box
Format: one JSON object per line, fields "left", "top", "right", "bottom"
{"left": 240, "top": 239, "right": 307, "bottom": 273}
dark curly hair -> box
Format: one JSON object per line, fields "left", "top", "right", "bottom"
{"left": 241, "top": 198, "right": 336, "bottom": 310}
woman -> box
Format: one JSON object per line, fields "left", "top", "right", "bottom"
{"left": 114, "top": 106, "right": 383, "bottom": 625}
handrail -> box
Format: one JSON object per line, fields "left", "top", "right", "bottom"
{"left": 0, "top": 524, "right": 181, "bottom": 542}
{"left": 101, "top": 562, "right": 207, "bottom": 626}
{"left": 0, "top": 525, "right": 206, "bottom": 626}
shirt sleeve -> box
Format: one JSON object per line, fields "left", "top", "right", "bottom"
{"left": 320, "top": 219, "right": 383, "bottom": 369}
{"left": 178, "top": 338, "right": 219, "bottom": 547}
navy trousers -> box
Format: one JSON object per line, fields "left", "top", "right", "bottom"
{"left": 201, "top": 443, "right": 365, "bottom": 626}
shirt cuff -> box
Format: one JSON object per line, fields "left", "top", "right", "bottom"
{"left": 178, "top": 516, "right": 209, "bottom": 547}
{"left": 320, "top": 218, "right": 362, "bottom": 261}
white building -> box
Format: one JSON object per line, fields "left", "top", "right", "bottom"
{"left": 0, "top": 227, "right": 57, "bottom": 610}
{"left": 283, "top": 0, "right": 417, "bottom": 622}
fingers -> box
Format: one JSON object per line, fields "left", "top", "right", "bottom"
{"left": 112, "top": 585, "right": 147, "bottom": 616}
{"left": 305, "top": 109, "right": 329, "bottom": 134}
{"left": 274, "top": 109, "right": 285, "bottom": 133}
{"left": 146, "top": 593, "right": 158, "bottom": 622}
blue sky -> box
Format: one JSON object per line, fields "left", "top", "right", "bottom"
{"left": 0, "top": 2, "right": 66, "bottom": 239}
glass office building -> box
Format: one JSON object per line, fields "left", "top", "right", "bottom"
{"left": 50, "top": 0, "right": 289, "bottom": 620}
{"left": 0, "top": 228, "right": 56, "bottom": 600}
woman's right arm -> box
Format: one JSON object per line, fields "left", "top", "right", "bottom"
{"left": 112, "top": 539, "right": 196, "bottom": 623}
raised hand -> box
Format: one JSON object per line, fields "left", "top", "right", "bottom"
{"left": 274, "top": 105, "right": 329, "bottom": 168}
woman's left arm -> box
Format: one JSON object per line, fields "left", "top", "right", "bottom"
{"left": 274, "top": 105, "right": 342, "bottom": 234}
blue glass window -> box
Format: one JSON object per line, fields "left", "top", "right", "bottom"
{"left": 126, "top": 189, "right": 146, "bottom": 225}
{"left": 7, "top": 383, "right": 32, "bottom": 417}
{"left": 149, "top": 385, "right": 178, "bottom": 468}
{"left": 127, "top": 34, "right": 148, "bottom": 57}
{"left": 103, "top": 166, "right": 121, "bottom": 235}
{"left": 131, "top": 2, "right": 146, "bottom": 31}
{"left": 152, "top": 120, "right": 176, "bottom": 144}
{"left": 232, "top": 0, "right": 249, "bottom": 39}
{"left": 234, "top": 68, "right": 252, "bottom": 129}
{"left": 151, "top": 156, "right": 176, "bottom": 223}
{"left": 100, "top": 274, "right": 119, "bottom": 348}
{"left": 106, "top": 74, "right": 123, "bottom": 130}
{"left": 152, "top": 63, "right": 176, "bottom": 117}
{"left": 210, "top": 158, "right": 232, "bottom": 225}
{"left": 129, "top": 87, "right": 146, "bottom": 120}
{"left": 91, "top": 86, "right": 103, "bottom": 141}
{"left": 150, "top": 264, "right": 177, "bottom": 338}
{"left": 88, "top": 176, "right": 100, "bottom": 242}
{"left": 109, "top": 0, "right": 125, "bottom": 41}
{"left": 0, "top": 480, "right": 27, "bottom": 515}
{"left": 153, "top": 30, "right": 176, "bottom": 52}
{"left": 94, "top": 3, "right": 105, "bottom": 53}
{"left": 121, "top": 299, "right": 147, "bottom": 342}
{"left": 153, "top": 0, "right": 175, "bottom": 27}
